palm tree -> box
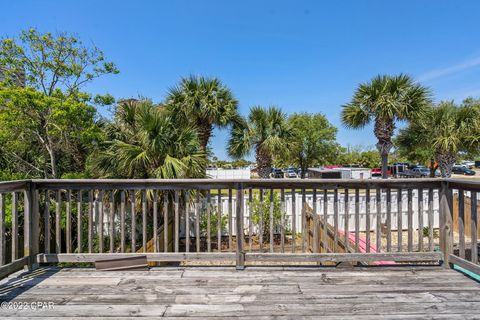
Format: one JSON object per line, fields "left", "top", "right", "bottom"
{"left": 90, "top": 99, "right": 206, "bottom": 179}
{"left": 165, "top": 76, "right": 239, "bottom": 151}
{"left": 420, "top": 102, "right": 479, "bottom": 177}
{"left": 228, "top": 106, "right": 291, "bottom": 179}
{"left": 341, "top": 74, "right": 431, "bottom": 179}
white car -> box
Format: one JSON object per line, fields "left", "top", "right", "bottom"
{"left": 461, "top": 161, "right": 475, "bottom": 169}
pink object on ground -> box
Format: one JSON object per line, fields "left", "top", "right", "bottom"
{"left": 337, "top": 230, "right": 396, "bottom": 265}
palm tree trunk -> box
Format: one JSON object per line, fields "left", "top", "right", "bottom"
{"left": 435, "top": 151, "right": 456, "bottom": 178}
{"left": 374, "top": 118, "right": 395, "bottom": 179}
{"left": 197, "top": 123, "right": 213, "bottom": 152}
{"left": 256, "top": 145, "right": 272, "bottom": 179}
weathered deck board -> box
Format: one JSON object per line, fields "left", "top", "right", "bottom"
{"left": 0, "top": 266, "right": 479, "bottom": 318}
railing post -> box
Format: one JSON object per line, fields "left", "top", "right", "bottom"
{"left": 23, "top": 181, "right": 39, "bottom": 270}
{"left": 236, "top": 183, "right": 245, "bottom": 270}
{"left": 439, "top": 180, "right": 453, "bottom": 268}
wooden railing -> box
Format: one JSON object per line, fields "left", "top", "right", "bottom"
{"left": 0, "top": 178, "right": 478, "bottom": 277}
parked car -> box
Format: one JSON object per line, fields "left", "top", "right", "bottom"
{"left": 286, "top": 168, "right": 297, "bottom": 178}
{"left": 271, "top": 168, "right": 284, "bottom": 178}
{"left": 476, "top": 160, "right": 480, "bottom": 168}
{"left": 410, "top": 167, "right": 431, "bottom": 178}
{"left": 452, "top": 166, "right": 476, "bottom": 175}
{"left": 461, "top": 161, "right": 475, "bottom": 169}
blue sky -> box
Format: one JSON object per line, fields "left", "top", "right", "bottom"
{"left": 2, "top": 0, "right": 480, "bottom": 159}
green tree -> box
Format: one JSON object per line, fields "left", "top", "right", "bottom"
{"left": 89, "top": 99, "right": 206, "bottom": 179}
{"left": 228, "top": 106, "right": 291, "bottom": 179}
{"left": 397, "top": 101, "right": 480, "bottom": 177}
{"left": 287, "top": 113, "right": 338, "bottom": 178}
{"left": 251, "top": 190, "right": 283, "bottom": 240}
{"left": 338, "top": 146, "right": 381, "bottom": 168}
{"left": 165, "top": 76, "right": 239, "bottom": 152}
{"left": 341, "top": 74, "right": 431, "bottom": 178}
{"left": 0, "top": 28, "right": 118, "bottom": 178}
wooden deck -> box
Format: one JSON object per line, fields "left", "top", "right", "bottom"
{"left": 1, "top": 266, "right": 479, "bottom": 318}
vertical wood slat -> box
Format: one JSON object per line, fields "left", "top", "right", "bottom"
{"left": 280, "top": 189, "right": 285, "bottom": 253}
{"left": 312, "top": 189, "right": 318, "bottom": 253}
{"left": 428, "top": 188, "right": 434, "bottom": 252}
{"left": 77, "top": 191, "right": 82, "bottom": 253}
{"left": 110, "top": 191, "right": 115, "bottom": 253}
{"left": 185, "top": 191, "right": 190, "bottom": 253}
{"left": 471, "top": 191, "right": 478, "bottom": 264}
{"left": 206, "top": 190, "right": 211, "bottom": 253}
{"left": 386, "top": 189, "right": 392, "bottom": 252}
{"left": 235, "top": 186, "right": 245, "bottom": 269}
{"left": 164, "top": 193, "right": 169, "bottom": 253}
{"left": 323, "top": 189, "right": 328, "bottom": 253}
{"left": 88, "top": 190, "right": 93, "bottom": 253}
{"left": 174, "top": 190, "right": 180, "bottom": 253}
{"left": 458, "top": 189, "right": 465, "bottom": 259}
{"left": 333, "top": 189, "right": 339, "bottom": 252}
{"left": 375, "top": 188, "right": 381, "bottom": 252}
{"left": 248, "top": 189, "right": 252, "bottom": 252}
{"left": 228, "top": 188, "right": 233, "bottom": 252}
{"left": 195, "top": 191, "right": 200, "bottom": 253}
{"left": 55, "top": 190, "right": 61, "bottom": 254}
{"left": 365, "top": 188, "right": 370, "bottom": 253}
{"left": 269, "top": 188, "right": 274, "bottom": 253}
{"left": 397, "top": 188, "right": 403, "bottom": 252}
{"left": 130, "top": 190, "right": 136, "bottom": 253}
{"left": 12, "top": 193, "right": 18, "bottom": 260}
{"left": 142, "top": 190, "right": 147, "bottom": 253}
{"left": 418, "top": 188, "right": 424, "bottom": 252}
{"left": 217, "top": 189, "right": 222, "bottom": 252}
{"left": 0, "top": 194, "right": 5, "bottom": 265}
{"left": 407, "top": 189, "right": 413, "bottom": 252}
{"left": 344, "top": 189, "right": 349, "bottom": 252}
{"left": 259, "top": 189, "right": 264, "bottom": 252}
{"left": 98, "top": 190, "right": 104, "bottom": 253}
{"left": 120, "top": 191, "right": 126, "bottom": 253}
{"left": 152, "top": 191, "right": 158, "bottom": 253}
{"left": 66, "top": 190, "right": 72, "bottom": 254}
{"left": 44, "top": 190, "right": 51, "bottom": 254}
{"left": 291, "top": 189, "right": 296, "bottom": 253}
{"left": 354, "top": 189, "right": 360, "bottom": 253}
{"left": 301, "top": 189, "right": 306, "bottom": 253}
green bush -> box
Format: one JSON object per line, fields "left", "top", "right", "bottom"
{"left": 251, "top": 190, "right": 283, "bottom": 238}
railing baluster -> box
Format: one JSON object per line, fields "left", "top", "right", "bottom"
{"left": 44, "top": 190, "right": 50, "bottom": 254}
{"left": 428, "top": 188, "right": 434, "bottom": 252}
{"left": 418, "top": 188, "right": 424, "bottom": 252}
{"left": 217, "top": 189, "right": 222, "bottom": 252}
{"left": 206, "top": 190, "right": 210, "bottom": 253}
{"left": 174, "top": 190, "right": 180, "bottom": 253}
{"left": 355, "top": 188, "right": 360, "bottom": 253}
{"left": 77, "top": 190, "right": 82, "bottom": 253}
{"left": 153, "top": 190, "right": 158, "bottom": 253}
{"left": 301, "top": 188, "right": 306, "bottom": 253}
{"left": 397, "top": 188, "right": 403, "bottom": 252}
{"left": 99, "top": 190, "right": 104, "bottom": 253}
{"left": 88, "top": 190, "right": 93, "bottom": 253}
{"left": 344, "top": 189, "right": 349, "bottom": 252}
{"left": 130, "top": 190, "right": 136, "bottom": 253}
{"left": 323, "top": 189, "right": 328, "bottom": 253}
{"left": 0, "top": 193, "right": 5, "bottom": 265}
{"left": 248, "top": 188, "right": 252, "bottom": 252}
{"left": 471, "top": 191, "right": 478, "bottom": 264}
{"left": 120, "top": 191, "right": 126, "bottom": 253}
{"left": 270, "top": 188, "right": 274, "bottom": 253}
{"left": 12, "top": 192, "right": 18, "bottom": 260}
{"left": 291, "top": 189, "right": 296, "bottom": 253}
{"left": 66, "top": 190, "right": 72, "bottom": 254}
{"left": 407, "top": 189, "right": 413, "bottom": 252}
{"left": 458, "top": 189, "right": 465, "bottom": 259}
{"left": 235, "top": 185, "right": 245, "bottom": 269}
{"left": 110, "top": 191, "right": 115, "bottom": 253}
{"left": 376, "top": 188, "right": 381, "bottom": 253}
{"left": 185, "top": 190, "right": 190, "bottom": 253}
{"left": 164, "top": 193, "right": 169, "bottom": 253}
{"left": 280, "top": 188, "right": 285, "bottom": 253}
{"left": 386, "top": 188, "right": 391, "bottom": 252}
{"left": 333, "top": 188, "right": 339, "bottom": 252}
{"left": 365, "top": 188, "right": 370, "bottom": 253}
{"left": 229, "top": 188, "right": 233, "bottom": 252}
{"left": 312, "top": 189, "right": 318, "bottom": 253}
{"left": 55, "top": 190, "right": 61, "bottom": 254}
{"left": 195, "top": 191, "right": 200, "bottom": 253}
{"left": 142, "top": 190, "right": 147, "bottom": 253}
{"left": 259, "top": 188, "right": 264, "bottom": 252}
